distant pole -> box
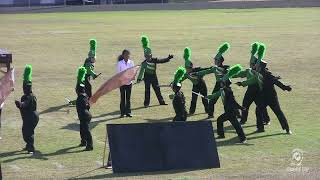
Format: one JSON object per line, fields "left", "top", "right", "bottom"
{"left": 64, "top": 0, "right": 66, "bottom": 6}
{"left": 28, "top": 0, "right": 31, "bottom": 8}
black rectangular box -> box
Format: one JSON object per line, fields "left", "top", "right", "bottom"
{"left": 107, "top": 120, "right": 220, "bottom": 173}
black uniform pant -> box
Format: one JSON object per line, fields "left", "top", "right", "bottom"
{"left": 217, "top": 111, "right": 246, "bottom": 141}
{"left": 84, "top": 79, "right": 92, "bottom": 98}
{"left": 173, "top": 112, "right": 187, "bottom": 122}
{"left": 22, "top": 114, "right": 39, "bottom": 151}
{"left": 144, "top": 73, "right": 165, "bottom": 106}
{"left": 190, "top": 80, "right": 209, "bottom": 114}
{"left": 120, "top": 84, "right": 132, "bottom": 115}
{"left": 80, "top": 119, "right": 93, "bottom": 148}
{"left": 241, "top": 88, "right": 270, "bottom": 124}
{"left": 258, "top": 95, "right": 290, "bottom": 131}
{"left": 208, "top": 82, "right": 220, "bottom": 116}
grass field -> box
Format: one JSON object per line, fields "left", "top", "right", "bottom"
{"left": 1, "top": 8, "right": 320, "bottom": 179}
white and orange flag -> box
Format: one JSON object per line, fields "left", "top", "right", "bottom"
{"left": 0, "top": 68, "right": 15, "bottom": 108}
{"left": 90, "top": 66, "right": 140, "bottom": 104}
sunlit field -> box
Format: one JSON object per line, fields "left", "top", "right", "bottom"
{"left": 0, "top": 8, "right": 320, "bottom": 179}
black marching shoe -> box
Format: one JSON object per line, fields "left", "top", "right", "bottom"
{"left": 286, "top": 129, "right": 292, "bottom": 135}
{"left": 240, "top": 138, "right": 247, "bottom": 144}
{"left": 160, "top": 102, "right": 168, "bottom": 105}
{"left": 264, "top": 121, "right": 271, "bottom": 125}
{"left": 28, "top": 150, "right": 35, "bottom": 154}
{"left": 84, "top": 146, "right": 93, "bottom": 151}
{"left": 79, "top": 141, "right": 86, "bottom": 147}
{"left": 120, "top": 114, "right": 125, "bottom": 118}
{"left": 126, "top": 113, "right": 133, "bottom": 118}
{"left": 216, "top": 135, "right": 225, "bottom": 139}
{"left": 207, "top": 115, "right": 214, "bottom": 119}
{"left": 27, "top": 146, "right": 35, "bottom": 154}
{"left": 255, "top": 129, "right": 265, "bottom": 133}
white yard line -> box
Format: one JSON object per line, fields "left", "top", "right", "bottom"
{"left": 52, "top": 162, "right": 65, "bottom": 170}
{"left": 9, "top": 164, "right": 21, "bottom": 171}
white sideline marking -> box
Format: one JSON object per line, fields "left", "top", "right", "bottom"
{"left": 48, "top": 30, "right": 78, "bottom": 35}
{"left": 9, "top": 164, "right": 21, "bottom": 171}
{"left": 52, "top": 162, "right": 65, "bottom": 170}
{"left": 95, "top": 161, "right": 103, "bottom": 167}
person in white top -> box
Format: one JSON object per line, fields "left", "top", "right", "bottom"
{"left": 117, "top": 49, "right": 134, "bottom": 117}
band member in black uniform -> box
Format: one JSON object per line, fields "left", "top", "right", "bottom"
{"left": 76, "top": 66, "right": 93, "bottom": 151}
{"left": 255, "top": 46, "right": 292, "bottom": 134}
{"left": 83, "top": 39, "right": 99, "bottom": 98}
{"left": 170, "top": 67, "right": 188, "bottom": 121}
{"left": 15, "top": 65, "right": 39, "bottom": 153}
{"left": 69, "top": 39, "right": 99, "bottom": 106}
{"left": 235, "top": 42, "right": 270, "bottom": 125}
{"left": 208, "top": 64, "right": 247, "bottom": 143}
{"left": 193, "top": 42, "right": 230, "bottom": 119}
{"left": 137, "top": 35, "right": 174, "bottom": 107}
{"left": 181, "top": 47, "right": 209, "bottom": 115}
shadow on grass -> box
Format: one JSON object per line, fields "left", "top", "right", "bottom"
{"left": 0, "top": 150, "right": 26, "bottom": 159}
{"left": 38, "top": 103, "right": 161, "bottom": 117}
{"left": 216, "top": 131, "right": 285, "bottom": 147}
{"left": 61, "top": 116, "right": 121, "bottom": 132}
{"left": 144, "top": 111, "right": 210, "bottom": 123}
{"left": 38, "top": 104, "right": 70, "bottom": 115}
{"left": 61, "top": 105, "right": 163, "bottom": 132}
{"left": 187, "top": 112, "right": 208, "bottom": 117}
{"left": 246, "top": 132, "right": 285, "bottom": 140}
{"left": 69, "top": 168, "right": 202, "bottom": 179}
{"left": 93, "top": 104, "right": 162, "bottom": 119}
{"left": 1, "top": 145, "right": 85, "bottom": 163}
{"left": 218, "top": 123, "right": 257, "bottom": 134}
{"left": 216, "top": 136, "right": 254, "bottom": 147}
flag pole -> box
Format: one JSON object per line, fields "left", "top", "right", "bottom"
{"left": 102, "top": 130, "right": 107, "bottom": 167}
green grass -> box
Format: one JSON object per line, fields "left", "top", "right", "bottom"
{"left": 1, "top": 8, "right": 320, "bottom": 179}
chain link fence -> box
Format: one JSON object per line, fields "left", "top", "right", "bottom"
{"left": 0, "top": 0, "right": 172, "bottom": 7}
{"left": 0, "top": 1, "right": 269, "bottom": 7}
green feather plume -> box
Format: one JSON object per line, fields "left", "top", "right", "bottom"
{"left": 141, "top": 35, "right": 150, "bottom": 49}
{"left": 173, "top": 66, "right": 186, "bottom": 85}
{"left": 257, "top": 43, "right": 266, "bottom": 61}
{"left": 184, "top": 47, "right": 191, "bottom": 60}
{"left": 215, "top": 42, "right": 230, "bottom": 60}
{"left": 184, "top": 47, "right": 192, "bottom": 67}
{"left": 224, "top": 64, "right": 242, "bottom": 81}
{"left": 251, "top": 42, "right": 259, "bottom": 56}
{"left": 218, "top": 42, "right": 230, "bottom": 54}
{"left": 90, "top": 39, "right": 97, "bottom": 52}
{"left": 77, "top": 66, "right": 87, "bottom": 85}
{"left": 23, "top": 64, "right": 32, "bottom": 83}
